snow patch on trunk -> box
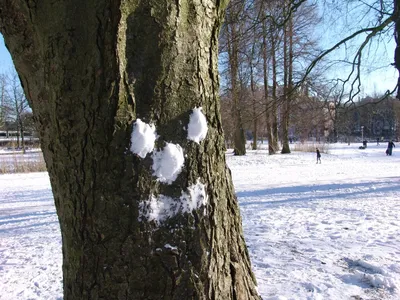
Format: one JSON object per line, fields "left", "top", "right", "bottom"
{"left": 152, "top": 143, "right": 184, "bottom": 184}
{"left": 130, "top": 119, "right": 157, "bottom": 158}
{"left": 182, "top": 179, "right": 208, "bottom": 214}
{"left": 164, "top": 244, "right": 178, "bottom": 251}
{"left": 138, "top": 179, "right": 208, "bottom": 224}
{"left": 187, "top": 107, "right": 208, "bottom": 144}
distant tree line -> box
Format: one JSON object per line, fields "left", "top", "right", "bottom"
{"left": 338, "top": 96, "right": 400, "bottom": 143}
{"left": 218, "top": 0, "right": 400, "bottom": 153}
{"left": 0, "top": 70, "right": 35, "bottom": 151}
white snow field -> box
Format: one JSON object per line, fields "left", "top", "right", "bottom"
{"left": 1, "top": 142, "right": 400, "bottom": 299}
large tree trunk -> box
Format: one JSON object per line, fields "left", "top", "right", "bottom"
{"left": 0, "top": 1, "right": 260, "bottom": 299}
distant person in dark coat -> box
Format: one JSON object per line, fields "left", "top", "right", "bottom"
{"left": 387, "top": 140, "right": 395, "bottom": 156}
{"left": 316, "top": 148, "right": 321, "bottom": 164}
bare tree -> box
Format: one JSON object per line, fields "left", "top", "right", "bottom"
{"left": 281, "top": 0, "right": 292, "bottom": 153}
{"left": 304, "top": 1, "right": 399, "bottom": 102}
{"left": 5, "top": 70, "right": 30, "bottom": 151}
{"left": 221, "top": 0, "right": 248, "bottom": 155}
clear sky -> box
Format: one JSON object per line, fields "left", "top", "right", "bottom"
{"left": 0, "top": 34, "right": 14, "bottom": 73}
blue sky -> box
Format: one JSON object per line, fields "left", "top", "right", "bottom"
{"left": 0, "top": 34, "right": 13, "bottom": 73}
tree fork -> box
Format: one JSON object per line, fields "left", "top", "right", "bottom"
{"left": 0, "top": 0, "right": 260, "bottom": 299}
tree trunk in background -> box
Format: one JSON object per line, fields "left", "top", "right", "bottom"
{"left": 20, "top": 122, "right": 25, "bottom": 153}
{"left": 281, "top": 4, "right": 291, "bottom": 154}
{"left": 15, "top": 120, "right": 20, "bottom": 148}
{"left": 0, "top": 76, "right": 5, "bottom": 127}
{"left": 14, "top": 92, "right": 20, "bottom": 148}
{"left": 287, "top": 9, "right": 294, "bottom": 147}
{"left": 226, "top": 5, "right": 246, "bottom": 156}
{"left": 251, "top": 70, "right": 258, "bottom": 151}
{"left": 271, "top": 27, "right": 280, "bottom": 153}
{"left": 262, "top": 14, "right": 276, "bottom": 155}
{"left": 263, "top": 59, "right": 273, "bottom": 154}
{"left": 233, "top": 106, "right": 247, "bottom": 155}
{"left": 394, "top": 0, "right": 400, "bottom": 99}
{"left": 0, "top": 1, "right": 260, "bottom": 299}
{"left": 250, "top": 37, "right": 258, "bottom": 151}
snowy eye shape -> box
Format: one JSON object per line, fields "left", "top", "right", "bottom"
{"left": 130, "top": 119, "right": 157, "bottom": 158}
{"left": 187, "top": 107, "right": 208, "bottom": 144}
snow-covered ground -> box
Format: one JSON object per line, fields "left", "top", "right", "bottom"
{"left": 1, "top": 143, "right": 399, "bottom": 299}
{"left": 0, "top": 172, "right": 62, "bottom": 299}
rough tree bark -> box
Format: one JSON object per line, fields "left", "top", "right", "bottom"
{"left": 0, "top": 0, "right": 260, "bottom": 299}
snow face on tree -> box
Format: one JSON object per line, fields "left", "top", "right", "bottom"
{"left": 130, "top": 119, "right": 157, "bottom": 158}
{"left": 138, "top": 179, "right": 208, "bottom": 224}
{"left": 187, "top": 107, "right": 208, "bottom": 144}
{"left": 152, "top": 143, "right": 184, "bottom": 184}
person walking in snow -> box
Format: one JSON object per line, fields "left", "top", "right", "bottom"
{"left": 316, "top": 148, "right": 321, "bottom": 164}
{"left": 387, "top": 140, "right": 395, "bottom": 156}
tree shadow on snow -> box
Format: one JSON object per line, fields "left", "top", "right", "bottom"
{"left": 237, "top": 178, "right": 400, "bottom": 207}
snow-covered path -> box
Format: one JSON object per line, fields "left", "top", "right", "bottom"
{"left": 0, "top": 143, "right": 400, "bottom": 299}
{"left": 0, "top": 173, "right": 62, "bottom": 300}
